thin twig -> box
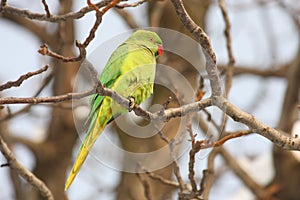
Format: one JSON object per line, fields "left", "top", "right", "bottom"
{"left": 85, "top": 0, "right": 121, "bottom": 48}
{"left": 219, "top": 0, "right": 235, "bottom": 97}
{"left": 218, "top": 63, "right": 289, "bottom": 77}
{"left": 0, "top": 70, "right": 54, "bottom": 122}
{"left": 38, "top": 42, "right": 86, "bottom": 62}
{"left": 115, "top": 0, "right": 149, "bottom": 8}
{"left": 0, "top": 0, "right": 110, "bottom": 22}
{"left": 83, "top": 0, "right": 103, "bottom": 48}
{"left": 188, "top": 140, "right": 204, "bottom": 192}
{"left": 0, "top": 135, "right": 54, "bottom": 200}
{"left": 218, "top": 0, "right": 235, "bottom": 139}
{"left": 213, "top": 130, "right": 253, "bottom": 147}
{"left": 41, "top": 0, "right": 51, "bottom": 17}
{"left": 156, "top": 129, "right": 170, "bottom": 144}
{"left": 144, "top": 170, "right": 179, "bottom": 187}
{"left": 0, "top": 65, "right": 49, "bottom": 91}
{"left": 82, "top": 0, "right": 121, "bottom": 50}
{"left": 196, "top": 76, "right": 205, "bottom": 102}
{"left": 37, "top": 0, "right": 120, "bottom": 62}
{"left": 100, "top": 0, "right": 120, "bottom": 14}
{"left": 1, "top": 163, "right": 9, "bottom": 167}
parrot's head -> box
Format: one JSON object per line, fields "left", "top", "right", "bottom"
{"left": 127, "top": 30, "right": 163, "bottom": 57}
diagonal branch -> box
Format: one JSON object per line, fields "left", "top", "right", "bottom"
{"left": 219, "top": 147, "right": 272, "bottom": 199}
{"left": 144, "top": 170, "right": 179, "bottom": 188}
{"left": 0, "top": 135, "right": 54, "bottom": 200}
{"left": 38, "top": 0, "right": 120, "bottom": 62}
{"left": 170, "top": 0, "right": 222, "bottom": 97}
{"left": 0, "top": 70, "right": 54, "bottom": 122}
{"left": 214, "top": 96, "right": 300, "bottom": 150}
{"left": 0, "top": 65, "right": 48, "bottom": 91}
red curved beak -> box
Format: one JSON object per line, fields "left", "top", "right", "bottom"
{"left": 158, "top": 44, "right": 163, "bottom": 56}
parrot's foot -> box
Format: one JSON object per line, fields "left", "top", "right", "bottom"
{"left": 128, "top": 96, "right": 135, "bottom": 112}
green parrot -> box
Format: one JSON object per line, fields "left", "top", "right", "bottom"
{"left": 65, "top": 30, "right": 163, "bottom": 190}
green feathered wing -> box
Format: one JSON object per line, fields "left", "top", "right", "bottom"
{"left": 65, "top": 30, "right": 163, "bottom": 190}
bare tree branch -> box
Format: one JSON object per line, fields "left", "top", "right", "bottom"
{"left": 213, "top": 130, "right": 253, "bottom": 147}
{"left": 219, "top": 147, "right": 274, "bottom": 199}
{"left": 170, "top": 0, "right": 221, "bottom": 97}
{"left": 0, "top": 88, "right": 95, "bottom": 104}
{"left": 1, "top": 80, "right": 299, "bottom": 152}
{"left": 1, "top": 77, "right": 298, "bottom": 152}
{"left": 0, "top": 0, "right": 110, "bottom": 22}
{"left": 214, "top": 96, "right": 300, "bottom": 150}
{"left": 0, "top": 70, "right": 54, "bottom": 122}
{"left": 41, "top": 0, "right": 51, "bottom": 17}
{"left": 115, "top": 0, "right": 149, "bottom": 8}
{"left": 0, "top": 135, "right": 54, "bottom": 200}
{"left": 188, "top": 139, "right": 203, "bottom": 193}
{"left": 218, "top": 0, "right": 235, "bottom": 137}
{"left": 144, "top": 170, "right": 179, "bottom": 188}
{"left": 169, "top": 0, "right": 216, "bottom": 63}
{"left": 219, "top": 0, "right": 235, "bottom": 97}
{"left": 0, "top": 65, "right": 49, "bottom": 92}
{"left": 37, "top": 0, "right": 120, "bottom": 63}
{"left": 38, "top": 43, "right": 85, "bottom": 62}
{"left": 218, "top": 63, "right": 289, "bottom": 77}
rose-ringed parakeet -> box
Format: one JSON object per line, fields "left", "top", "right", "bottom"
{"left": 65, "top": 30, "right": 163, "bottom": 190}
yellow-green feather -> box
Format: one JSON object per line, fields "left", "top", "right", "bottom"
{"left": 65, "top": 30, "right": 162, "bottom": 190}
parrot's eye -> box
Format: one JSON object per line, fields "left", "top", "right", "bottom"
{"left": 149, "top": 37, "right": 154, "bottom": 42}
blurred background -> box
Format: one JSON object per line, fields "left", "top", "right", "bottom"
{"left": 0, "top": 0, "right": 299, "bottom": 199}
